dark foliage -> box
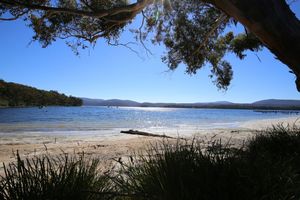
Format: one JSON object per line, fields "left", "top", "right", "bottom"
{"left": 0, "top": 0, "right": 131, "bottom": 54}
{"left": 135, "top": 1, "right": 264, "bottom": 90}
{"left": 0, "top": 152, "right": 113, "bottom": 200}
{"left": 115, "top": 125, "right": 300, "bottom": 200}
{"left": 0, "top": 79, "right": 82, "bottom": 107}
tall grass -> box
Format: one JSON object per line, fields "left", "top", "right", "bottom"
{"left": 114, "top": 140, "right": 246, "bottom": 200}
{"left": 1, "top": 125, "right": 300, "bottom": 200}
{"left": 0, "top": 152, "right": 113, "bottom": 200}
{"left": 243, "top": 124, "right": 300, "bottom": 199}
{"left": 115, "top": 125, "right": 300, "bottom": 200}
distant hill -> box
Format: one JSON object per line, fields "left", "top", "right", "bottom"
{"left": 82, "top": 98, "right": 300, "bottom": 110}
{"left": 81, "top": 98, "right": 140, "bottom": 107}
{"left": 253, "top": 99, "right": 300, "bottom": 108}
{"left": 0, "top": 80, "right": 82, "bottom": 107}
{"left": 81, "top": 99, "right": 238, "bottom": 108}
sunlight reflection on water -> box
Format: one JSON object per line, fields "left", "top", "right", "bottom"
{"left": 119, "top": 107, "right": 178, "bottom": 112}
{"left": 0, "top": 106, "right": 297, "bottom": 136}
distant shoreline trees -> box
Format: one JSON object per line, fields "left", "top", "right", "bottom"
{"left": 0, "top": 80, "right": 82, "bottom": 107}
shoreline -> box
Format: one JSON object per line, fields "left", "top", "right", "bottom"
{"left": 2, "top": 104, "right": 300, "bottom": 110}
{"left": 239, "top": 116, "right": 300, "bottom": 130}
{"left": 0, "top": 116, "right": 299, "bottom": 170}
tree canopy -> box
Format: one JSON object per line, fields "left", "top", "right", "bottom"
{"left": 0, "top": 0, "right": 299, "bottom": 91}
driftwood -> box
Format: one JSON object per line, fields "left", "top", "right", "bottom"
{"left": 120, "top": 130, "right": 175, "bottom": 139}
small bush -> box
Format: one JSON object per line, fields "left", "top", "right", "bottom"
{"left": 0, "top": 152, "right": 113, "bottom": 200}
{"left": 243, "top": 124, "right": 300, "bottom": 199}
{"left": 114, "top": 140, "right": 247, "bottom": 200}
{"left": 115, "top": 125, "right": 300, "bottom": 200}
{"left": 247, "top": 124, "right": 300, "bottom": 163}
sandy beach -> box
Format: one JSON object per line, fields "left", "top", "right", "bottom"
{"left": 0, "top": 116, "right": 299, "bottom": 171}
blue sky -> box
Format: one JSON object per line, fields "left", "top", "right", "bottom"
{"left": 0, "top": 2, "right": 300, "bottom": 103}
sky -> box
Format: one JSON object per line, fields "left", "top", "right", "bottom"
{"left": 0, "top": 2, "right": 300, "bottom": 103}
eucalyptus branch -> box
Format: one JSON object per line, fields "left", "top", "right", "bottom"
{"left": 0, "top": 0, "right": 151, "bottom": 19}
{"left": 193, "top": 13, "right": 229, "bottom": 55}
{"left": 0, "top": 9, "right": 29, "bottom": 21}
{"left": 108, "top": 40, "right": 143, "bottom": 59}
{"left": 139, "top": 11, "right": 153, "bottom": 56}
{"left": 79, "top": 0, "right": 95, "bottom": 11}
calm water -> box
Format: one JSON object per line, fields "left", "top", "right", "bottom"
{"left": 0, "top": 106, "right": 298, "bottom": 137}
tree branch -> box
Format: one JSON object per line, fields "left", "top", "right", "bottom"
{"left": 193, "top": 13, "right": 229, "bottom": 55}
{"left": 0, "top": 9, "right": 29, "bottom": 21}
{"left": 138, "top": 11, "right": 153, "bottom": 56}
{"left": 0, "top": 0, "right": 151, "bottom": 18}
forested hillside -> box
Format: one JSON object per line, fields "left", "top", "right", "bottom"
{"left": 0, "top": 80, "right": 82, "bottom": 107}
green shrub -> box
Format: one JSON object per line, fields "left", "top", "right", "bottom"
{"left": 0, "top": 152, "right": 113, "bottom": 200}
{"left": 114, "top": 140, "right": 247, "bottom": 200}
{"left": 243, "top": 124, "right": 300, "bottom": 199}
{"left": 115, "top": 125, "right": 300, "bottom": 200}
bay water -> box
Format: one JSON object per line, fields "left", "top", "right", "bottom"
{"left": 0, "top": 106, "right": 298, "bottom": 138}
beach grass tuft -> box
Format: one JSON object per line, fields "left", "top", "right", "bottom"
{"left": 115, "top": 125, "right": 300, "bottom": 200}
{"left": 0, "top": 152, "right": 113, "bottom": 200}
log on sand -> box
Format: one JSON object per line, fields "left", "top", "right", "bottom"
{"left": 120, "top": 130, "right": 175, "bottom": 139}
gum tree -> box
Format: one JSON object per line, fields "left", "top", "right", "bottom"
{"left": 1, "top": 0, "right": 299, "bottom": 90}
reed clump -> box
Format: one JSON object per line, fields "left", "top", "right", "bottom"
{"left": 115, "top": 124, "right": 300, "bottom": 200}
{"left": 0, "top": 152, "right": 113, "bottom": 200}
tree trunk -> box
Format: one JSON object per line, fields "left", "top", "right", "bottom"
{"left": 210, "top": 0, "right": 300, "bottom": 91}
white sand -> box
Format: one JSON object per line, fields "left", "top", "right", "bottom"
{"left": 239, "top": 116, "right": 300, "bottom": 130}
